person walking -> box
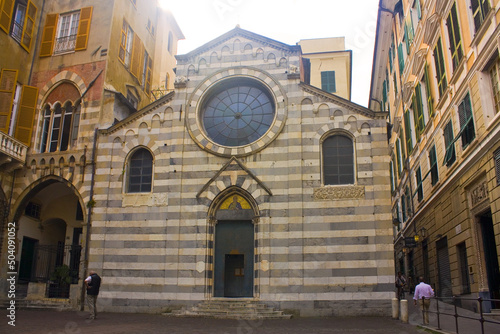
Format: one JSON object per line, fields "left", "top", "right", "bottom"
{"left": 395, "top": 271, "right": 406, "bottom": 300}
{"left": 85, "top": 270, "right": 101, "bottom": 320}
{"left": 413, "top": 276, "right": 434, "bottom": 325}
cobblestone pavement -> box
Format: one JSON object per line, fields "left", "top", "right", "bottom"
{"left": 1, "top": 309, "right": 427, "bottom": 334}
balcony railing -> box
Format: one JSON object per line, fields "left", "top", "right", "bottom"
{"left": 53, "top": 35, "right": 76, "bottom": 54}
{"left": 0, "top": 132, "right": 27, "bottom": 168}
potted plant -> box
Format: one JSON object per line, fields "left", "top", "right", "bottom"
{"left": 49, "top": 265, "right": 71, "bottom": 298}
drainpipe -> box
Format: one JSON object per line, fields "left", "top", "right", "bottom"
{"left": 80, "top": 128, "right": 98, "bottom": 311}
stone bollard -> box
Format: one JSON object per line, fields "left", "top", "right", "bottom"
{"left": 392, "top": 298, "right": 399, "bottom": 319}
{"left": 400, "top": 299, "right": 408, "bottom": 323}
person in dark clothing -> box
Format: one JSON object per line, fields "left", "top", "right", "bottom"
{"left": 85, "top": 270, "right": 101, "bottom": 319}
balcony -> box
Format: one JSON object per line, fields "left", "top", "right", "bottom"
{"left": 0, "top": 132, "right": 27, "bottom": 171}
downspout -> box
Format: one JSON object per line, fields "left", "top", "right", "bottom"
{"left": 80, "top": 128, "right": 98, "bottom": 311}
{"left": 28, "top": 0, "right": 46, "bottom": 84}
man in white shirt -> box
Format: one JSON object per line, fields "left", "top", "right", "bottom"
{"left": 413, "top": 276, "right": 434, "bottom": 325}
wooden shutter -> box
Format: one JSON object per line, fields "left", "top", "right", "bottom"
{"left": 14, "top": 85, "right": 38, "bottom": 146}
{"left": 118, "top": 21, "right": 128, "bottom": 63}
{"left": 495, "top": 148, "right": 500, "bottom": 185}
{"left": 130, "top": 34, "right": 143, "bottom": 79}
{"left": 21, "top": 0, "right": 37, "bottom": 52}
{"left": 0, "top": 69, "right": 18, "bottom": 134}
{"left": 75, "top": 6, "right": 92, "bottom": 51}
{"left": 145, "top": 55, "right": 152, "bottom": 95}
{"left": 40, "top": 14, "right": 58, "bottom": 57}
{"left": 0, "top": 0, "right": 14, "bottom": 34}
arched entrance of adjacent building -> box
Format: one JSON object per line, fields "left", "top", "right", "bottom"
{"left": 209, "top": 188, "right": 259, "bottom": 298}
{"left": 11, "top": 176, "right": 84, "bottom": 298}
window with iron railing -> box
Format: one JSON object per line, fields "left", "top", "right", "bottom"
{"left": 53, "top": 11, "right": 80, "bottom": 54}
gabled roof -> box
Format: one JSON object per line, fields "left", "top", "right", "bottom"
{"left": 176, "top": 26, "right": 301, "bottom": 63}
{"left": 299, "top": 83, "right": 387, "bottom": 120}
{"left": 101, "top": 91, "right": 175, "bottom": 134}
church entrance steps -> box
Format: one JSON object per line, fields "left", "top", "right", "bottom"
{"left": 166, "top": 299, "right": 292, "bottom": 319}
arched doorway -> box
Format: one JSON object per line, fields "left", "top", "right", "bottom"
{"left": 12, "top": 177, "right": 84, "bottom": 297}
{"left": 210, "top": 189, "right": 259, "bottom": 298}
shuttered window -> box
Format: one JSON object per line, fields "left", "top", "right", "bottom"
{"left": 434, "top": 38, "right": 448, "bottom": 98}
{"left": 321, "top": 71, "right": 336, "bottom": 93}
{"left": 416, "top": 167, "right": 423, "bottom": 202}
{"left": 144, "top": 55, "right": 153, "bottom": 96}
{"left": 424, "top": 64, "right": 434, "bottom": 117}
{"left": 471, "top": 0, "right": 491, "bottom": 33}
{"left": 404, "top": 109, "right": 413, "bottom": 155}
{"left": 130, "top": 34, "right": 143, "bottom": 80}
{"left": 489, "top": 58, "right": 500, "bottom": 114}
{"left": 457, "top": 93, "right": 475, "bottom": 148}
{"left": 412, "top": 83, "right": 425, "bottom": 141}
{"left": 0, "top": 69, "right": 18, "bottom": 133}
{"left": 20, "top": 0, "right": 36, "bottom": 52}
{"left": 429, "top": 145, "right": 439, "bottom": 186}
{"left": 119, "top": 20, "right": 134, "bottom": 66}
{"left": 446, "top": 2, "right": 463, "bottom": 71}
{"left": 443, "top": 120, "right": 456, "bottom": 166}
{"left": 39, "top": 14, "right": 58, "bottom": 56}
{"left": 75, "top": 6, "right": 92, "bottom": 51}
{"left": 495, "top": 148, "right": 500, "bottom": 185}
{"left": 40, "top": 7, "right": 92, "bottom": 56}
{"left": 396, "top": 138, "right": 402, "bottom": 176}
{"left": 398, "top": 43, "right": 404, "bottom": 75}
{"left": 0, "top": 0, "right": 14, "bottom": 34}
{"left": 14, "top": 85, "right": 38, "bottom": 146}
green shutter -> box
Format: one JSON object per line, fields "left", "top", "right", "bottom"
{"left": 404, "top": 109, "right": 413, "bottom": 155}
{"left": 396, "top": 139, "right": 402, "bottom": 176}
{"left": 424, "top": 65, "right": 434, "bottom": 117}
{"left": 429, "top": 145, "right": 438, "bottom": 185}
{"left": 434, "top": 38, "right": 447, "bottom": 98}
{"left": 398, "top": 43, "right": 405, "bottom": 75}
{"left": 447, "top": 3, "right": 463, "bottom": 71}
{"left": 443, "top": 120, "right": 456, "bottom": 166}
{"left": 458, "top": 93, "right": 475, "bottom": 147}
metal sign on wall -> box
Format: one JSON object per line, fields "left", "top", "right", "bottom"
{"left": 404, "top": 237, "right": 417, "bottom": 248}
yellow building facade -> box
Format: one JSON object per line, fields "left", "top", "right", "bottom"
{"left": 370, "top": 0, "right": 500, "bottom": 311}
{"left": 298, "top": 37, "right": 352, "bottom": 100}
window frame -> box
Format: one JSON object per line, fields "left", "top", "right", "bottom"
{"left": 446, "top": 2, "right": 464, "bottom": 71}
{"left": 39, "top": 101, "right": 80, "bottom": 153}
{"left": 443, "top": 119, "right": 456, "bottom": 166}
{"left": 470, "top": 0, "right": 491, "bottom": 34}
{"left": 434, "top": 38, "right": 448, "bottom": 98}
{"left": 321, "top": 133, "right": 355, "bottom": 186}
{"left": 494, "top": 147, "right": 500, "bottom": 185}
{"left": 126, "top": 147, "right": 154, "bottom": 193}
{"left": 321, "top": 71, "right": 336, "bottom": 93}
{"left": 429, "top": 145, "right": 439, "bottom": 186}
{"left": 457, "top": 92, "right": 475, "bottom": 149}
{"left": 416, "top": 166, "right": 423, "bottom": 202}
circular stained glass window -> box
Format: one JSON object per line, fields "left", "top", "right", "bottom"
{"left": 201, "top": 78, "right": 275, "bottom": 147}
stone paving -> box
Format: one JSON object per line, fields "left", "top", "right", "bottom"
{"left": 0, "top": 309, "right": 426, "bottom": 334}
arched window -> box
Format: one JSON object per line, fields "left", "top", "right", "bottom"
{"left": 322, "top": 134, "right": 354, "bottom": 185}
{"left": 39, "top": 102, "right": 80, "bottom": 153}
{"left": 127, "top": 148, "right": 153, "bottom": 193}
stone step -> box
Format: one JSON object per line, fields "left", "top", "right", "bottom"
{"left": 167, "top": 299, "right": 292, "bottom": 319}
{"left": 0, "top": 298, "right": 72, "bottom": 311}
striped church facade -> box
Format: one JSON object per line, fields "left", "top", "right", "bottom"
{"left": 88, "top": 28, "right": 395, "bottom": 316}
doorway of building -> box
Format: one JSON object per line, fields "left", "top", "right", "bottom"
{"left": 436, "top": 237, "right": 452, "bottom": 297}
{"left": 19, "top": 237, "right": 38, "bottom": 281}
{"left": 479, "top": 211, "right": 500, "bottom": 309}
{"left": 214, "top": 220, "right": 254, "bottom": 297}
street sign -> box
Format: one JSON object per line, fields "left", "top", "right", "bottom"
{"left": 404, "top": 237, "right": 417, "bottom": 248}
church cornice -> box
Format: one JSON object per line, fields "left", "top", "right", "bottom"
{"left": 299, "top": 83, "right": 387, "bottom": 120}
{"left": 100, "top": 91, "right": 175, "bottom": 135}
{"left": 176, "top": 26, "right": 301, "bottom": 64}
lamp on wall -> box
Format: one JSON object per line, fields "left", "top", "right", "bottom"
{"left": 413, "top": 227, "right": 428, "bottom": 242}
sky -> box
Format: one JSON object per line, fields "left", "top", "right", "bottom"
{"left": 158, "top": 0, "right": 379, "bottom": 107}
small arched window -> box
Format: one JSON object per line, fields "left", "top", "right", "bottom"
{"left": 322, "top": 134, "right": 354, "bottom": 185}
{"left": 127, "top": 148, "right": 153, "bottom": 193}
